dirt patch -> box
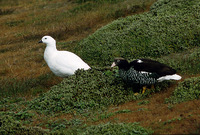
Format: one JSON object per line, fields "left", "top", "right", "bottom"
{"left": 96, "top": 82, "right": 200, "bottom": 134}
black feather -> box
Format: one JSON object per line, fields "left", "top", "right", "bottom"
{"left": 130, "top": 58, "right": 176, "bottom": 76}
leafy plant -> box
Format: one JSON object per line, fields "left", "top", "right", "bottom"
{"left": 157, "top": 48, "right": 200, "bottom": 74}
{"left": 138, "top": 100, "right": 150, "bottom": 105}
{"left": 165, "top": 76, "right": 200, "bottom": 104}
{"left": 14, "top": 111, "right": 34, "bottom": 121}
{"left": 77, "top": 122, "right": 153, "bottom": 134}
{"left": 0, "top": 115, "right": 49, "bottom": 135}
{"left": 28, "top": 68, "right": 141, "bottom": 114}
{"left": 163, "top": 117, "right": 182, "bottom": 125}
{"left": 60, "top": 122, "right": 153, "bottom": 134}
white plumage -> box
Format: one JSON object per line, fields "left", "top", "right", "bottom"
{"left": 39, "top": 36, "right": 90, "bottom": 77}
{"left": 157, "top": 74, "right": 182, "bottom": 82}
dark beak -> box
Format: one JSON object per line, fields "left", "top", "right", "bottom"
{"left": 38, "top": 40, "right": 43, "bottom": 43}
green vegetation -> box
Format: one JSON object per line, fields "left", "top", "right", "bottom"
{"left": 27, "top": 68, "right": 171, "bottom": 115}
{"left": 138, "top": 100, "right": 150, "bottom": 105}
{"left": 50, "top": 122, "right": 153, "bottom": 134}
{"left": 95, "top": 109, "right": 132, "bottom": 121}
{"left": 165, "top": 76, "right": 200, "bottom": 104}
{"left": 156, "top": 48, "right": 200, "bottom": 75}
{"left": 68, "top": 122, "right": 153, "bottom": 135}
{"left": 0, "top": 68, "right": 165, "bottom": 134}
{"left": 77, "top": 0, "right": 200, "bottom": 66}
{"left": 0, "top": 115, "right": 49, "bottom": 135}
{"left": 163, "top": 117, "right": 182, "bottom": 125}
{"left": 28, "top": 69, "right": 139, "bottom": 114}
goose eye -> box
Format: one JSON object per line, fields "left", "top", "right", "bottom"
{"left": 45, "top": 38, "right": 47, "bottom": 39}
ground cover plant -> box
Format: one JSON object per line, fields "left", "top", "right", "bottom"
{"left": 1, "top": 0, "right": 200, "bottom": 134}
{"left": 76, "top": 0, "right": 200, "bottom": 66}
{"left": 0, "top": 115, "right": 49, "bottom": 135}
{"left": 165, "top": 76, "right": 200, "bottom": 104}
{"left": 27, "top": 68, "right": 170, "bottom": 115}
{"left": 65, "top": 122, "right": 154, "bottom": 135}
{"left": 27, "top": 69, "right": 136, "bottom": 115}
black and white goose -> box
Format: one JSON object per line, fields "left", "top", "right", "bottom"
{"left": 111, "top": 58, "right": 181, "bottom": 93}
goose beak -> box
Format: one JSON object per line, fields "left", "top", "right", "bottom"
{"left": 111, "top": 62, "right": 116, "bottom": 68}
{"left": 38, "top": 40, "right": 43, "bottom": 43}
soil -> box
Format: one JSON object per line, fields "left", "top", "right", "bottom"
{"left": 97, "top": 82, "right": 200, "bottom": 134}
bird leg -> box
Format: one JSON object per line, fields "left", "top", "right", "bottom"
{"left": 142, "top": 86, "right": 147, "bottom": 94}
{"left": 142, "top": 85, "right": 155, "bottom": 94}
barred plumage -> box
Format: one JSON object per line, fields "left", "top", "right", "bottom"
{"left": 111, "top": 58, "right": 181, "bottom": 87}
{"left": 119, "top": 67, "right": 158, "bottom": 85}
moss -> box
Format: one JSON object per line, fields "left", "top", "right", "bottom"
{"left": 165, "top": 76, "right": 200, "bottom": 104}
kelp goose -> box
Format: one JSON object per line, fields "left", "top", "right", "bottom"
{"left": 111, "top": 58, "right": 181, "bottom": 93}
{"left": 39, "top": 36, "right": 90, "bottom": 77}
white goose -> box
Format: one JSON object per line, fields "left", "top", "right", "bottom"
{"left": 39, "top": 36, "right": 90, "bottom": 77}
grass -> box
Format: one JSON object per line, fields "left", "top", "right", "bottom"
{"left": 1, "top": 0, "right": 200, "bottom": 134}
{"left": 0, "top": 73, "right": 61, "bottom": 98}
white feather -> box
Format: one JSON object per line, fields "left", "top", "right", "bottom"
{"left": 157, "top": 74, "right": 182, "bottom": 82}
{"left": 137, "top": 59, "right": 143, "bottom": 63}
{"left": 140, "top": 71, "right": 150, "bottom": 74}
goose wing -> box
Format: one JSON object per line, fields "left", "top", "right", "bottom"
{"left": 55, "top": 51, "right": 90, "bottom": 73}
{"left": 129, "top": 59, "right": 176, "bottom": 76}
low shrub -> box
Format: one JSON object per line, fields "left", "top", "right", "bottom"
{"left": 28, "top": 67, "right": 172, "bottom": 115}
{"left": 156, "top": 47, "right": 200, "bottom": 74}
{"left": 81, "top": 122, "right": 153, "bottom": 135}
{"left": 28, "top": 68, "right": 141, "bottom": 114}
{"left": 55, "top": 122, "right": 154, "bottom": 134}
{"left": 76, "top": 0, "right": 200, "bottom": 66}
{"left": 0, "top": 115, "right": 49, "bottom": 135}
{"left": 165, "top": 76, "right": 200, "bottom": 104}
{"left": 29, "top": 69, "right": 136, "bottom": 113}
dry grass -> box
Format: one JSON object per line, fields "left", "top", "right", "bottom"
{"left": 0, "top": 0, "right": 156, "bottom": 77}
